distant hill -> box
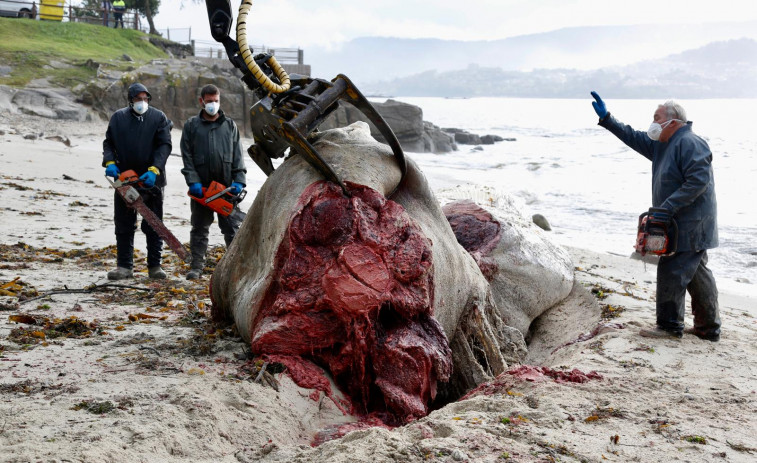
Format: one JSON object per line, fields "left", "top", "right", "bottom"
{"left": 359, "top": 39, "right": 757, "bottom": 99}
{"left": 308, "top": 21, "right": 757, "bottom": 89}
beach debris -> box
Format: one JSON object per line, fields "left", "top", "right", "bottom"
{"left": 3, "top": 182, "right": 32, "bottom": 191}
{"left": 71, "top": 400, "right": 116, "bottom": 414}
{"left": 590, "top": 284, "right": 612, "bottom": 300}
{"left": 727, "top": 440, "right": 757, "bottom": 454}
{"left": 584, "top": 405, "right": 624, "bottom": 422}
{"left": 8, "top": 314, "right": 102, "bottom": 345}
{"left": 601, "top": 303, "right": 625, "bottom": 319}
{"left": 683, "top": 435, "right": 707, "bottom": 444}
{"left": 551, "top": 322, "right": 626, "bottom": 354}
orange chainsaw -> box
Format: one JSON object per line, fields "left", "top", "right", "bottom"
{"left": 107, "top": 169, "right": 189, "bottom": 261}
{"left": 188, "top": 181, "right": 247, "bottom": 225}
{"left": 635, "top": 207, "right": 678, "bottom": 257}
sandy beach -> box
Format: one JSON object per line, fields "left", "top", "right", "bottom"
{"left": 1, "top": 114, "right": 756, "bottom": 463}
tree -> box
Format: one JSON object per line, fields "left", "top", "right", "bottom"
{"left": 125, "top": 0, "right": 161, "bottom": 36}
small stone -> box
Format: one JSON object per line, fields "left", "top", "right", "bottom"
{"left": 24, "top": 133, "right": 38, "bottom": 140}
{"left": 532, "top": 213, "right": 551, "bottom": 231}
{"left": 122, "top": 54, "right": 133, "bottom": 62}
{"left": 452, "top": 449, "right": 467, "bottom": 461}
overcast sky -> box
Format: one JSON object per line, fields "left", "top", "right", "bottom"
{"left": 156, "top": 0, "right": 757, "bottom": 49}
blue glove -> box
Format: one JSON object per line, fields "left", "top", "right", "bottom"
{"left": 591, "top": 91, "right": 608, "bottom": 119}
{"left": 230, "top": 182, "right": 245, "bottom": 195}
{"left": 105, "top": 163, "right": 120, "bottom": 179}
{"left": 189, "top": 183, "right": 203, "bottom": 197}
{"left": 139, "top": 171, "right": 157, "bottom": 188}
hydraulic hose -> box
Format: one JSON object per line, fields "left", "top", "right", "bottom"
{"left": 236, "top": 0, "right": 291, "bottom": 94}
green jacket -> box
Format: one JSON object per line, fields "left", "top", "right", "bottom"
{"left": 180, "top": 110, "right": 246, "bottom": 187}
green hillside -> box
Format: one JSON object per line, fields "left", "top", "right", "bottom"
{"left": 0, "top": 17, "right": 167, "bottom": 88}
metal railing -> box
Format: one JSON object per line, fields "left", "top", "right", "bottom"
{"left": 1, "top": 1, "right": 142, "bottom": 29}
{"left": 192, "top": 41, "right": 304, "bottom": 64}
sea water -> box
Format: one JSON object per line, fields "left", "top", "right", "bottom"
{"left": 384, "top": 97, "right": 757, "bottom": 295}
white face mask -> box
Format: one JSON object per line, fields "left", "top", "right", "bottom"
{"left": 132, "top": 100, "right": 149, "bottom": 115}
{"left": 647, "top": 119, "right": 676, "bottom": 141}
{"left": 204, "top": 101, "right": 220, "bottom": 116}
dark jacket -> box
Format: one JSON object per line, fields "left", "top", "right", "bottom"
{"left": 180, "top": 110, "right": 246, "bottom": 187}
{"left": 599, "top": 114, "right": 718, "bottom": 251}
{"left": 102, "top": 106, "right": 173, "bottom": 187}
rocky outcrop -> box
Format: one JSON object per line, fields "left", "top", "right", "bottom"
{"left": 443, "top": 128, "right": 509, "bottom": 145}
{"left": 80, "top": 58, "right": 256, "bottom": 135}
{"left": 0, "top": 85, "right": 94, "bottom": 122}
{"left": 148, "top": 37, "right": 194, "bottom": 59}
{"left": 319, "top": 99, "right": 457, "bottom": 154}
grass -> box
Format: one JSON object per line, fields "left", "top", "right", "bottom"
{"left": 0, "top": 17, "right": 167, "bottom": 87}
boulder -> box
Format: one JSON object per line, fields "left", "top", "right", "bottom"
{"left": 211, "top": 122, "right": 575, "bottom": 424}
{"left": 0, "top": 85, "right": 92, "bottom": 121}
{"left": 320, "top": 99, "right": 457, "bottom": 154}
{"left": 82, "top": 58, "right": 256, "bottom": 135}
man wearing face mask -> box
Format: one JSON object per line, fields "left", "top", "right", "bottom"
{"left": 180, "top": 84, "right": 247, "bottom": 280}
{"left": 103, "top": 82, "right": 173, "bottom": 280}
{"left": 590, "top": 91, "right": 720, "bottom": 342}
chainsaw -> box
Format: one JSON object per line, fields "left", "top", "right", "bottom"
{"left": 205, "top": 0, "right": 407, "bottom": 197}
{"left": 635, "top": 207, "right": 678, "bottom": 257}
{"left": 189, "top": 181, "right": 247, "bottom": 228}
{"left": 107, "top": 170, "right": 189, "bottom": 262}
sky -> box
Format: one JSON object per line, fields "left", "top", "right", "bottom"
{"left": 155, "top": 0, "right": 757, "bottom": 50}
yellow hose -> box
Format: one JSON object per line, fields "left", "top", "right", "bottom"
{"left": 237, "top": 0, "right": 291, "bottom": 94}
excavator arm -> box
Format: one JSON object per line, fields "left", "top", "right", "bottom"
{"left": 204, "top": 0, "right": 407, "bottom": 197}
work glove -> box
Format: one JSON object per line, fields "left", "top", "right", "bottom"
{"left": 591, "top": 91, "right": 608, "bottom": 119}
{"left": 105, "top": 163, "right": 120, "bottom": 179}
{"left": 230, "top": 182, "right": 245, "bottom": 195}
{"left": 139, "top": 171, "right": 157, "bottom": 188}
{"left": 188, "top": 183, "right": 203, "bottom": 197}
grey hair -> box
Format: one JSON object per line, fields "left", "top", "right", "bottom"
{"left": 660, "top": 100, "right": 688, "bottom": 123}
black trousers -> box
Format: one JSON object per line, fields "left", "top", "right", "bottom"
{"left": 113, "top": 12, "right": 124, "bottom": 28}
{"left": 113, "top": 188, "right": 164, "bottom": 269}
{"left": 656, "top": 250, "right": 721, "bottom": 337}
{"left": 189, "top": 200, "right": 238, "bottom": 270}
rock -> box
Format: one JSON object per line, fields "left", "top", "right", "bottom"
{"left": 532, "top": 213, "right": 551, "bottom": 231}
{"left": 122, "top": 54, "right": 133, "bottom": 62}
{"left": 321, "top": 99, "right": 456, "bottom": 153}
{"left": 454, "top": 131, "right": 481, "bottom": 145}
{"left": 23, "top": 133, "right": 38, "bottom": 140}
{"left": 423, "top": 121, "right": 457, "bottom": 153}
{"left": 11, "top": 87, "right": 91, "bottom": 121}
{"left": 0, "top": 65, "right": 13, "bottom": 77}
{"left": 481, "top": 134, "right": 504, "bottom": 144}
{"left": 452, "top": 450, "right": 468, "bottom": 461}
{"left": 84, "top": 58, "right": 255, "bottom": 135}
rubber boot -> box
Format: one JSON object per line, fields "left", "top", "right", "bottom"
{"left": 186, "top": 268, "right": 202, "bottom": 280}
{"left": 107, "top": 267, "right": 133, "bottom": 280}
{"left": 148, "top": 266, "right": 167, "bottom": 279}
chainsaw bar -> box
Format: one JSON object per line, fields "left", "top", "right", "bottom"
{"left": 109, "top": 179, "right": 189, "bottom": 262}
